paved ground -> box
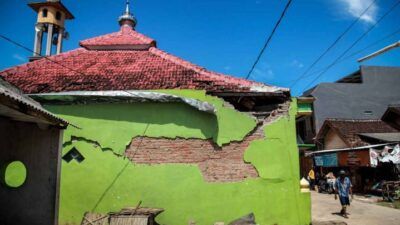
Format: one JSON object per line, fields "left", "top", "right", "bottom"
{"left": 312, "top": 191, "right": 400, "bottom": 225}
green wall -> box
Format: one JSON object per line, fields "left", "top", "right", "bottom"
{"left": 44, "top": 90, "right": 310, "bottom": 225}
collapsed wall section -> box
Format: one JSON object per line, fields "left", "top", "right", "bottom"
{"left": 126, "top": 126, "right": 263, "bottom": 182}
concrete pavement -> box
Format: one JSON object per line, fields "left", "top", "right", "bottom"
{"left": 312, "top": 191, "right": 400, "bottom": 225}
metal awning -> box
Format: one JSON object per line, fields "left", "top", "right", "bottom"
{"left": 305, "top": 143, "right": 397, "bottom": 156}
{"left": 0, "top": 78, "right": 68, "bottom": 127}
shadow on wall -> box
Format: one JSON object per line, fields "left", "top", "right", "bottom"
{"left": 46, "top": 102, "right": 219, "bottom": 151}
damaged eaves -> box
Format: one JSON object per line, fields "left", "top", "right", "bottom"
{"left": 30, "top": 90, "right": 216, "bottom": 114}
{"left": 212, "top": 91, "right": 289, "bottom": 113}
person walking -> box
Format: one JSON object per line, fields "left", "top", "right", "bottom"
{"left": 334, "top": 170, "right": 353, "bottom": 218}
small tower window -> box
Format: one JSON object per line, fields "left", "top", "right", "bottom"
{"left": 42, "top": 8, "right": 48, "bottom": 17}
{"left": 56, "top": 11, "right": 62, "bottom": 20}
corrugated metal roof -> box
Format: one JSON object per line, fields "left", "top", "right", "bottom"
{"left": 0, "top": 77, "right": 68, "bottom": 127}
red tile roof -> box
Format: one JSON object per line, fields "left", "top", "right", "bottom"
{"left": 316, "top": 119, "right": 398, "bottom": 147}
{"left": 0, "top": 25, "right": 288, "bottom": 95}
{"left": 80, "top": 25, "right": 155, "bottom": 50}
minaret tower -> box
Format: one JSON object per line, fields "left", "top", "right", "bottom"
{"left": 118, "top": 0, "right": 137, "bottom": 28}
{"left": 28, "top": 0, "right": 74, "bottom": 59}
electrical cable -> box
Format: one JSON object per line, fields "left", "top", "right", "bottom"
{"left": 301, "top": 0, "right": 400, "bottom": 92}
{"left": 245, "top": 0, "right": 293, "bottom": 79}
{"left": 289, "top": 0, "right": 378, "bottom": 88}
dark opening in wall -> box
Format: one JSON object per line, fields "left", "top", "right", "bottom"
{"left": 42, "top": 8, "right": 48, "bottom": 17}
{"left": 2, "top": 161, "right": 27, "bottom": 188}
{"left": 62, "top": 147, "right": 85, "bottom": 163}
{"left": 56, "top": 11, "right": 62, "bottom": 20}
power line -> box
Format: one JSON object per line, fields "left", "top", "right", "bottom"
{"left": 245, "top": 0, "right": 293, "bottom": 79}
{"left": 289, "top": 0, "right": 378, "bottom": 88}
{"left": 301, "top": 0, "right": 400, "bottom": 92}
{"left": 287, "top": 26, "right": 400, "bottom": 83}
{"left": 0, "top": 34, "right": 142, "bottom": 98}
{"left": 0, "top": 34, "right": 88, "bottom": 77}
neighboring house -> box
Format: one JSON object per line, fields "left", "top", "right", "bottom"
{"left": 0, "top": 78, "right": 68, "bottom": 225}
{"left": 312, "top": 119, "right": 400, "bottom": 192}
{"left": 297, "top": 66, "right": 400, "bottom": 144}
{"left": 0, "top": 2, "right": 311, "bottom": 225}
{"left": 315, "top": 119, "right": 399, "bottom": 150}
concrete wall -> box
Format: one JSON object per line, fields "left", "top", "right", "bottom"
{"left": 0, "top": 117, "right": 62, "bottom": 225}
{"left": 44, "top": 92, "right": 311, "bottom": 225}
{"left": 309, "top": 66, "right": 400, "bottom": 132}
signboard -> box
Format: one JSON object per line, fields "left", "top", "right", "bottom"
{"left": 314, "top": 153, "right": 338, "bottom": 167}
{"left": 338, "top": 149, "right": 370, "bottom": 167}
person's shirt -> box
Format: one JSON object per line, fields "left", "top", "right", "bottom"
{"left": 335, "top": 177, "right": 352, "bottom": 197}
{"left": 308, "top": 170, "right": 315, "bottom": 180}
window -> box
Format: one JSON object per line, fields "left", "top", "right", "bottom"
{"left": 42, "top": 8, "right": 48, "bottom": 17}
{"left": 3, "top": 161, "right": 27, "bottom": 188}
{"left": 62, "top": 147, "right": 85, "bottom": 163}
{"left": 56, "top": 11, "right": 62, "bottom": 20}
{"left": 364, "top": 110, "right": 373, "bottom": 116}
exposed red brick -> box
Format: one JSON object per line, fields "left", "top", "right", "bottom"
{"left": 125, "top": 125, "right": 265, "bottom": 182}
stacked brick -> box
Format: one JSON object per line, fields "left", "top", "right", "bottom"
{"left": 125, "top": 126, "right": 265, "bottom": 182}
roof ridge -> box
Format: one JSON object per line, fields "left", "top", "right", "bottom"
{"left": 79, "top": 26, "right": 155, "bottom": 50}
{"left": 148, "top": 47, "right": 206, "bottom": 73}
{"left": 148, "top": 47, "right": 288, "bottom": 93}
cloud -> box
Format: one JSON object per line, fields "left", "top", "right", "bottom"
{"left": 12, "top": 53, "right": 25, "bottom": 62}
{"left": 338, "top": 0, "right": 378, "bottom": 23}
{"left": 224, "top": 65, "right": 231, "bottom": 71}
{"left": 253, "top": 63, "right": 274, "bottom": 80}
{"left": 290, "top": 59, "right": 304, "bottom": 69}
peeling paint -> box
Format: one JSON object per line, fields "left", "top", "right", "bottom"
{"left": 40, "top": 91, "right": 310, "bottom": 225}
{"left": 46, "top": 90, "right": 257, "bottom": 154}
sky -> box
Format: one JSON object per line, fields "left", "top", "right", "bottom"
{"left": 0, "top": 0, "right": 399, "bottom": 96}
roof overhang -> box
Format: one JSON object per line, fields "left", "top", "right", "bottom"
{"left": 29, "top": 90, "right": 217, "bottom": 115}
{"left": 358, "top": 133, "right": 400, "bottom": 142}
{"left": 28, "top": 1, "right": 74, "bottom": 19}
{"left": 0, "top": 79, "right": 68, "bottom": 128}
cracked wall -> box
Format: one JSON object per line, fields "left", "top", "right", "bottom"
{"left": 125, "top": 125, "right": 263, "bottom": 182}
{"left": 41, "top": 90, "right": 310, "bottom": 225}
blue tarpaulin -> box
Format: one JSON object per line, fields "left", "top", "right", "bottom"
{"left": 314, "top": 153, "right": 338, "bottom": 167}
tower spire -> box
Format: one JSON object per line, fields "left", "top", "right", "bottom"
{"left": 119, "top": 0, "right": 137, "bottom": 29}
{"left": 125, "top": 0, "right": 130, "bottom": 14}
